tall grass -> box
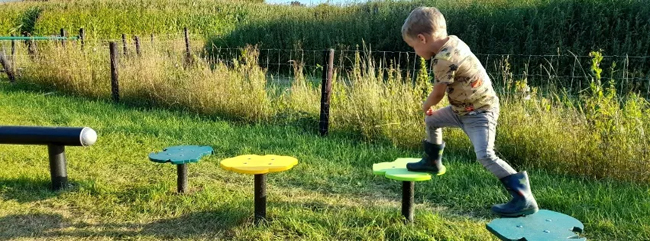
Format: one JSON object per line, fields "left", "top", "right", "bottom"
{"left": 13, "top": 40, "right": 275, "bottom": 122}
{"left": 4, "top": 37, "right": 649, "bottom": 184}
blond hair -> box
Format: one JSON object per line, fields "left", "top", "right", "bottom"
{"left": 401, "top": 7, "right": 447, "bottom": 40}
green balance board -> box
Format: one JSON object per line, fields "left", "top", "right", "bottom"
{"left": 487, "top": 209, "right": 586, "bottom": 241}
{"left": 149, "top": 145, "right": 213, "bottom": 164}
{"left": 372, "top": 158, "right": 445, "bottom": 181}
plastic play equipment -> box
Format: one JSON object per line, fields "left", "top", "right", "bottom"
{"left": 149, "top": 145, "right": 214, "bottom": 193}
{"left": 372, "top": 158, "right": 445, "bottom": 223}
{"left": 0, "top": 36, "right": 79, "bottom": 41}
{"left": 372, "top": 157, "right": 586, "bottom": 239}
{"left": 487, "top": 209, "right": 586, "bottom": 240}
{"left": 0, "top": 125, "right": 97, "bottom": 190}
{"left": 220, "top": 154, "right": 299, "bottom": 224}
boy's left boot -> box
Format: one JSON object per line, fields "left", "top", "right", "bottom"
{"left": 491, "top": 171, "right": 539, "bottom": 217}
{"left": 406, "top": 140, "right": 446, "bottom": 175}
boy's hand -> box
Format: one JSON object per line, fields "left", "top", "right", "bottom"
{"left": 422, "top": 82, "right": 447, "bottom": 115}
{"left": 422, "top": 102, "right": 433, "bottom": 115}
{"left": 422, "top": 102, "right": 430, "bottom": 113}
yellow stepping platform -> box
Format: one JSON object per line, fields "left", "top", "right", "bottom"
{"left": 219, "top": 154, "right": 299, "bottom": 224}
{"left": 220, "top": 154, "right": 299, "bottom": 175}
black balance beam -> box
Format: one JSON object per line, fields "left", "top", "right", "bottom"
{"left": 0, "top": 126, "right": 97, "bottom": 190}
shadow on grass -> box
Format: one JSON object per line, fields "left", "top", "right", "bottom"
{"left": 0, "top": 176, "right": 103, "bottom": 203}
{"left": 265, "top": 197, "right": 493, "bottom": 232}
{"left": 0, "top": 176, "right": 86, "bottom": 203}
{"left": 0, "top": 213, "right": 67, "bottom": 240}
{"left": 0, "top": 199, "right": 442, "bottom": 240}
{"left": 0, "top": 207, "right": 249, "bottom": 239}
{"left": 76, "top": 208, "right": 248, "bottom": 239}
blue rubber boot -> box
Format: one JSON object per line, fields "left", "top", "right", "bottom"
{"left": 491, "top": 171, "right": 539, "bottom": 217}
{"left": 406, "top": 140, "right": 446, "bottom": 175}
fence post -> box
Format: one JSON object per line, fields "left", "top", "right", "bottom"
{"left": 184, "top": 27, "right": 192, "bottom": 66}
{"left": 10, "top": 34, "right": 16, "bottom": 57}
{"left": 122, "top": 34, "right": 128, "bottom": 56}
{"left": 319, "top": 49, "right": 335, "bottom": 136}
{"left": 0, "top": 51, "right": 16, "bottom": 83}
{"left": 109, "top": 42, "right": 119, "bottom": 102}
{"left": 10, "top": 33, "right": 16, "bottom": 75}
{"left": 25, "top": 33, "right": 36, "bottom": 58}
{"left": 60, "top": 28, "right": 67, "bottom": 48}
{"left": 134, "top": 36, "right": 141, "bottom": 56}
{"left": 79, "top": 28, "right": 85, "bottom": 51}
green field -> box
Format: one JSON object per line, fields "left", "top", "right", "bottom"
{"left": 1, "top": 82, "right": 649, "bottom": 240}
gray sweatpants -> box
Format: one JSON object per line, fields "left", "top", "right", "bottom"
{"left": 425, "top": 106, "right": 516, "bottom": 179}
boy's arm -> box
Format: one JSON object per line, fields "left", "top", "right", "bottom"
{"left": 422, "top": 82, "right": 447, "bottom": 112}
{"left": 424, "top": 54, "right": 455, "bottom": 113}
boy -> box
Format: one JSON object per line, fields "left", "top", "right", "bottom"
{"left": 401, "top": 6, "right": 539, "bottom": 217}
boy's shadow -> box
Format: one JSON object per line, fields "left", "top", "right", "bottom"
{"left": 0, "top": 207, "right": 248, "bottom": 240}
{"left": 0, "top": 177, "right": 67, "bottom": 203}
{"left": 0, "top": 213, "right": 67, "bottom": 239}
{"left": 0, "top": 177, "right": 253, "bottom": 239}
{"left": 85, "top": 207, "right": 248, "bottom": 239}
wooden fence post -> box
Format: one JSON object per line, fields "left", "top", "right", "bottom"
{"left": 109, "top": 42, "right": 119, "bottom": 102}
{"left": 79, "top": 28, "right": 85, "bottom": 51}
{"left": 25, "top": 33, "right": 36, "bottom": 58}
{"left": 319, "top": 49, "right": 335, "bottom": 136}
{"left": 122, "top": 34, "right": 128, "bottom": 56}
{"left": 10, "top": 34, "right": 16, "bottom": 57}
{"left": 184, "top": 27, "right": 192, "bottom": 66}
{"left": 10, "top": 33, "right": 16, "bottom": 75}
{"left": 0, "top": 51, "right": 16, "bottom": 83}
{"left": 60, "top": 28, "right": 67, "bottom": 48}
{"left": 134, "top": 36, "right": 141, "bottom": 56}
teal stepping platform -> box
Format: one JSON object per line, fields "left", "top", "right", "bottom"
{"left": 148, "top": 145, "right": 213, "bottom": 193}
{"left": 487, "top": 209, "right": 586, "bottom": 241}
{"left": 148, "top": 145, "right": 213, "bottom": 164}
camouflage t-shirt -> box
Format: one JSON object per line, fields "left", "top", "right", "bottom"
{"left": 432, "top": 35, "right": 499, "bottom": 116}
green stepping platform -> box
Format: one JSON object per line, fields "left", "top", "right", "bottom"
{"left": 148, "top": 145, "right": 214, "bottom": 193}
{"left": 372, "top": 158, "right": 445, "bottom": 223}
{"left": 373, "top": 158, "right": 445, "bottom": 181}
{"left": 487, "top": 209, "right": 586, "bottom": 240}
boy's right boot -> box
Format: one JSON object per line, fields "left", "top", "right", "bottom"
{"left": 491, "top": 171, "right": 539, "bottom": 217}
{"left": 406, "top": 140, "right": 446, "bottom": 175}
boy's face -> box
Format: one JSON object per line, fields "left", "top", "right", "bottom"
{"left": 404, "top": 34, "right": 435, "bottom": 60}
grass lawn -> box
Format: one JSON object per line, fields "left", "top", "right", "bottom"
{"left": 1, "top": 81, "right": 649, "bottom": 240}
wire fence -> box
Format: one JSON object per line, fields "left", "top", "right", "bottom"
{"left": 205, "top": 46, "right": 650, "bottom": 97}
{"left": 2, "top": 29, "right": 650, "bottom": 97}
